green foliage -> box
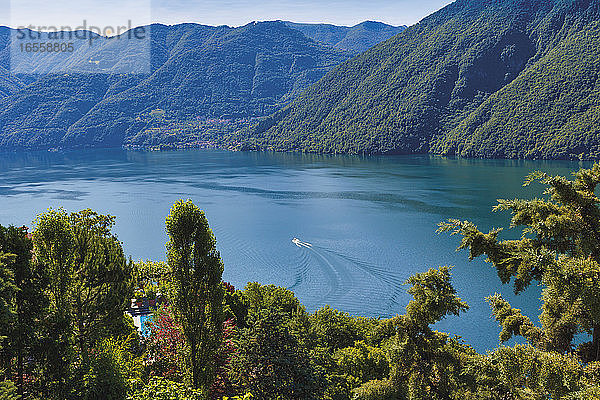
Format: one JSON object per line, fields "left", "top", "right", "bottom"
{"left": 309, "top": 306, "right": 360, "bottom": 350}
{"left": 166, "top": 200, "right": 225, "bottom": 393}
{"left": 84, "top": 336, "right": 144, "bottom": 400}
{"left": 456, "top": 345, "right": 594, "bottom": 399}
{"left": 0, "top": 381, "right": 20, "bottom": 400}
{"left": 134, "top": 260, "right": 170, "bottom": 302}
{"left": 384, "top": 268, "right": 470, "bottom": 399}
{"left": 223, "top": 395, "right": 253, "bottom": 400}
{"left": 228, "top": 308, "right": 322, "bottom": 400}
{"left": 334, "top": 341, "right": 389, "bottom": 384}
{"left": 487, "top": 293, "right": 544, "bottom": 346}
{"left": 222, "top": 284, "right": 247, "bottom": 327}
{"left": 405, "top": 266, "right": 468, "bottom": 326}
{"left": 128, "top": 377, "right": 203, "bottom": 400}
{"left": 0, "top": 224, "right": 46, "bottom": 395}
{"left": 0, "top": 253, "right": 16, "bottom": 352}
{"left": 352, "top": 379, "right": 397, "bottom": 400}
{"left": 240, "top": 282, "right": 310, "bottom": 341}
{"left": 491, "top": 345, "right": 582, "bottom": 398}
{"left": 316, "top": 267, "right": 471, "bottom": 400}
{"left": 434, "top": 20, "right": 600, "bottom": 160}
{"left": 243, "top": 282, "right": 304, "bottom": 318}
{"left": 439, "top": 163, "right": 600, "bottom": 360}
{"left": 32, "top": 208, "right": 135, "bottom": 398}
{"left": 243, "top": 1, "right": 600, "bottom": 160}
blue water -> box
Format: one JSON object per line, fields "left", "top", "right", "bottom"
{"left": 140, "top": 315, "right": 151, "bottom": 336}
{"left": 0, "top": 149, "right": 591, "bottom": 352}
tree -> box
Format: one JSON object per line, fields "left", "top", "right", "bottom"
{"left": 32, "top": 209, "right": 75, "bottom": 397}
{"left": 68, "top": 210, "right": 135, "bottom": 344}
{"left": 0, "top": 225, "right": 46, "bottom": 396}
{"left": 222, "top": 283, "right": 247, "bottom": 329}
{"left": 165, "top": 200, "right": 225, "bottom": 394}
{"left": 135, "top": 260, "right": 170, "bottom": 305}
{"left": 242, "top": 282, "right": 304, "bottom": 318}
{"left": 390, "top": 267, "right": 469, "bottom": 399}
{"left": 33, "top": 208, "right": 134, "bottom": 397}
{"left": 228, "top": 308, "right": 321, "bottom": 400}
{"left": 439, "top": 163, "right": 600, "bottom": 361}
{"left": 83, "top": 335, "right": 143, "bottom": 400}
{"left": 309, "top": 306, "right": 360, "bottom": 350}
{"left": 353, "top": 267, "right": 470, "bottom": 400}
{"left": 0, "top": 253, "right": 16, "bottom": 376}
{"left": 333, "top": 341, "right": 389, "bottom": 392}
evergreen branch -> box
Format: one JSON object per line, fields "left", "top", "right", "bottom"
{"left": 487, "top": 294, "right": 545, "bottom": 347}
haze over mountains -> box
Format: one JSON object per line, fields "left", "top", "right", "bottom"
{"left": 245, "top": 0, "right": 600, "bottom": 160}
{"left": 0, "top": 20, "right": 400, "bottom": 149}
{"left": 283, "top": 21, "right": 405, "bottom": 53}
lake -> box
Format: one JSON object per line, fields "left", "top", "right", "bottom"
{"left": 0, "top": 149, "right": 590, "bottom": 351}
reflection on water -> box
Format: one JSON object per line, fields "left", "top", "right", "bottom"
{"left": 0, "top": 148, "right": 591, "bottom": 352}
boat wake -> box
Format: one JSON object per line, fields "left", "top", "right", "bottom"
{"left": 290, "top": 238, "right": 406, "bottom": 316}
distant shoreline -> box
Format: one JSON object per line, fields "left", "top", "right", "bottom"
{"left": 0, "top": 143, "right": 596, "bottom": 162}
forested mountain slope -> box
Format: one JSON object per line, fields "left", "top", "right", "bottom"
{"left": 245, "top": 0, "right": 600, "bottom": 160}
{"left": 431, "top": 18, "right": 600, "bottom": 159}
{"left": 283, "top": 21, "right": 405, "bottom": 53}
{"left": 0, "top": 22, "right": 353, "bottom": 149}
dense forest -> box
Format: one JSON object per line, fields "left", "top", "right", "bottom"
{"left": 4, "top": 0, "right": 600, "bottom": 159}
{"left": 1, "top": 163, "right": 600, "bottom": 399}
{"left": 0, "top": 21, "right": 351, "bottom": 149}
{"left": 0, "top": 21, "right": 402, "bottom": 151}
{"left": 242, "top": 0, "right": 600, "bottom": 160}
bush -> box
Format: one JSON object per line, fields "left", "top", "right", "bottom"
{"left": 144, "top": 305, "right": 186, "bottom": 381}
{"left": 334, "top": 341, "right": 389, "bottom": 384}
{"left": 0, "top": 381, "right": 20, "bottom": 400}
{"left": 128, "top": 377, "right": 203, "bottom": 400}
{"left": 84, "top": 336, "right": 144, "bottom": 400}
{"left": 352, "top": 379, "right": 399, "bottom": 400}
{"left": 228, "top": 309, "right": 322, "bottom": 399}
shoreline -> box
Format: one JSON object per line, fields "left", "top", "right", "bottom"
{"left": 0, "top": 142, "right": 596, "bottom": 162}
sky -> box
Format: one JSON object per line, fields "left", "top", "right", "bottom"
{"left": 2, "top": 0, "right": 455, "bottom": 30}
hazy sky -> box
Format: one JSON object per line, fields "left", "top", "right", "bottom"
{"left": 2, "top": 0, "right": 455, "bottom": 29}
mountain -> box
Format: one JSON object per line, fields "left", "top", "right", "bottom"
{"left": 0, "top": 27, "right": 26, "bottom": 97}
{"left": 0, "top": 21, "right": 353, "bottom": 149}
{"left": 283, "top": 21, "right": 405, "bottom": 53}
{"left": 0, "top": 18, "right": 406, "bottom": 150}
{"left": 0, "top": 67, "right": 25, "bottom": 98}
{"left": 245, "top": 0, "right": 600, "bottom": 160}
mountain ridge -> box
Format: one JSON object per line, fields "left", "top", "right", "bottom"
{"left": 242, "top": 0, "right": 600, "bottom": 160}
{"left": 0, "top": 19, "right": 404, "bottom": 149}
{"left": 283, "top": 20, "right": 405, "bottom": 53}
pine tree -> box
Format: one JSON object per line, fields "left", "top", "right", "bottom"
{"left": 353, "top": 267, "right": 470, "bottom": 400}
{"left": 165, "top": 200, "right": 225, "bottom": 394}
{"left": 389, "top": 267, "right": 469, "bottom": 399}
{"left": 439, "top": 162, "right": 600, "bottom": 361}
